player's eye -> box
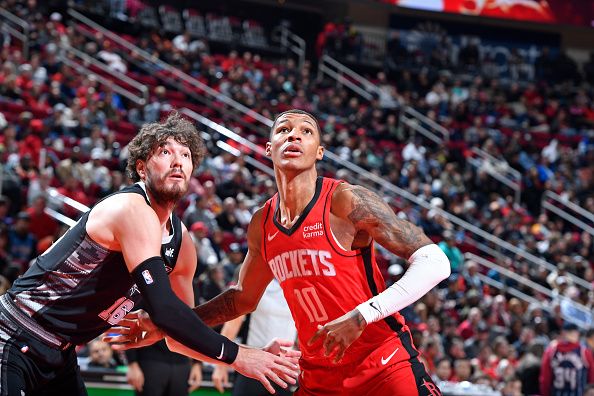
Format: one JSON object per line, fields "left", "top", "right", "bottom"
{"left": 304, "top": 128, "right": 312, "bottom": 134}
{"left": 162, "top": 149, "right": 169, "bottom": 155}
{"left": 279, "top": 127, "right": 289, "bottom": 133}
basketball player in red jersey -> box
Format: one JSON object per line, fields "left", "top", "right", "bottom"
{"left": 108, "top": 109, "right": 451, "bottom": 395}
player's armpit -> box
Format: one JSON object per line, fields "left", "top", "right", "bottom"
{"left": 332, "top": 183, "right": 432, "bottom": 259}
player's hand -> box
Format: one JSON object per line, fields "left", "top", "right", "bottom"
{"left": 211, "top": 364, "right": 229, "bottom": 394}
{"left": 263, "top": 338, "right": 302, "bottom": 366}
{"left": 307, "top": 309, "right": 367, "bottom": 364}
{"left": 231, "top": 345, "right": 300, "bottom": 394}
{"left": 102, "top": 310, "right": 164, "bottom": 350}
{"left": 126, "top": 362, "right": 145, "bottom": 392}
{"left": 188, "top": 362, "right": 202, "bottom": 392}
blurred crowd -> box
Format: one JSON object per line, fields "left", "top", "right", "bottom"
{"left": 0, "top": 0, "right": 594, "bottom": 394}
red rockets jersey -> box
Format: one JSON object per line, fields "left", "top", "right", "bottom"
{"left": 261, "top": 177, "right": 406, "bottom": 367}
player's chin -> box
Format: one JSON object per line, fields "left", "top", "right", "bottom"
{"left": 277, "top": 158, "right": 310, "bottom": 170}
{"left": 166, "top": 177, "right": 189, "bottom": 189}
{"left": 165, "top": 183, "right": 189, "bottom": 198}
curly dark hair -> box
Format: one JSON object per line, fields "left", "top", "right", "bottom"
{"left": 126, "top": 111, "right": 205, "bottom": 182}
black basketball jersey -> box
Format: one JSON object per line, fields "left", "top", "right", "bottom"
{"left": 7, "top": 183, "right": 183, "bottom": 344}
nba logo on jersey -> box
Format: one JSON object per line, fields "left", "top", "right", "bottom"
{"left": 142, "top": 270, "right": 154, "bottom": 284}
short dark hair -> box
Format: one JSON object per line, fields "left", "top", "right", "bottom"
{"left": 126, "top": 111, "right": 205, "bottom": 182}
{"left": 435, "top": 357, "right": 451, "bottom": 367}
{"left": 271, "top": 109, "right": 322, "bottom": 141}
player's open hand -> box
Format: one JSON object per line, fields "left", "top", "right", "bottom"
{"left": 307, "top": 309, "right": 367, "bottom": 364}
{"left": 263, "top": 338, "right": 302, "bottom": 366}
{"left": 102, "top": 310, "right": 164, "bottom": 350}
{"left": 232, "top": 346, "right": 300, "bottom": 394}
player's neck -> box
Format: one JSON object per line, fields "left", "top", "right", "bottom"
{"left": 145, "top": 190, "right": 175, "bottom": 226}
{"left": 275, "top": 169, "right": 318, "bottom": 225}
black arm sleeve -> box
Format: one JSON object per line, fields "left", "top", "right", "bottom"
{"left": 131, "top": 257, "right": 239, "bottom": 364}
{"left": 125, "top": 349, "right": 138, "bottom": 364}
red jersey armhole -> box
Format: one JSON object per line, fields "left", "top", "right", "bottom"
{"left": 260, "top": 199, "right": 274, "bottom": 263}
{"left": 322, "top": 179, "right": 360, "bottom": 257}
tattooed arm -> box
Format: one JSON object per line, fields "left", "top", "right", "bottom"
{"left": 308, "top": 182, "right": 450, "bottom": 363}
{"left": 333, "top": 183, "right": 432, "bottom": 258}
{"left": 192, "top": 208, "right": 273, "bottom": 326}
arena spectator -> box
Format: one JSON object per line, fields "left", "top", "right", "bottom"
{"left": 88, "top": 339, "right": 119, "bottom": 369}
{"left": 7, "top": 211, "right": 37, "bottom": 273}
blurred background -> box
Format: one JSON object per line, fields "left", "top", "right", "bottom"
{"left": 0, "top": 0, "right": 594, "bottom": 395}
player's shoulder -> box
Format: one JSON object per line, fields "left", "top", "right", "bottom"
{"left": 245, "top": 206, "right": 266, "bottom": 245}
{"left": 93, "top": 190, "right": 156, "bottom": 225}
{"left": 330, "top": 181, "right": 369, "bottom": 216}
{"left": 105, "top": 190, "right": 151, "bottom": 212}
{"left": 332, "top": 180, "right": 354, "bottom": 195}
{"left": 249, "top": 206, "right": 265, "bottom": 229}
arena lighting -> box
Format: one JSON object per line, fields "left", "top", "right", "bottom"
{"left": 382, "top": 0, "right": 594, "bottom": 27}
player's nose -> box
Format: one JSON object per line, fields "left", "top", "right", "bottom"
{"left": 170, "top": 151, "right": 184, "bottom": 167}
{"left": 287, "top": 128, "right": 301, "bottom": 141}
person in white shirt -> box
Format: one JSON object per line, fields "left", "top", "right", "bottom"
{"left": 211, "top": 279, "right": 297, "bottom": 396}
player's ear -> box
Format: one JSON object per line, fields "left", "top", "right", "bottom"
{"left": 136, "top": 160, "right": 146, "bottom": 180}
{"left": 316, "top": 145, "right": 324, "bottom": 161}
{"left": 265, "top": 142, "right": 272, "bottom": 157}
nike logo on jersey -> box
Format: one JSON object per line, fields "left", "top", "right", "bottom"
{"left": 267, "top": 231, "right": 279, "bottom": 241}
{"left": 381, "top": 347, "right": 399, "bottom": 365}
{"left": 370, "top": 301, "right": 381, "bottom": 314}
{"left": 165, "top": 248, "right": 174, "bottom": 258}
{"left": 216, "top": 344, "right": 225, "bottom": 360}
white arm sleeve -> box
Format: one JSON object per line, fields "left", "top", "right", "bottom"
{"left": 356, "top": 244, "right": 451, "bottom": 324}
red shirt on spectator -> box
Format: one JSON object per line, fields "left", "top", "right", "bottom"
{"left": 56, "top": 185, "right": 91, "bottom": 219}
{"left": 25, "top": 206, "right": 58, "bottom": 241}
{"left": 456, "top": 319, "right": 475, "bottom": 340}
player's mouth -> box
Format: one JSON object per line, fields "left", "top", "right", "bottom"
{"left": 168, "top": 171, "right": 185, "bottom": 180}
{"left": 282, "top": 143, "right": 303, "bottom": 157}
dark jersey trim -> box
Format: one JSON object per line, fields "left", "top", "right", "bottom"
{"left": 400, "top": 329, "right": 442, "bottom": 396}
{"left": 272, "top": 177, "right": 323, "bottom": 236}
{"left": 97, "top": 183, "right": 151, "bottom": 206}
{"left": 321, "top": 180, "right": 361, "bottom": 258}
{"left": 361, "top": 247, "right": 403, "bottom": 333}
{"left": 262, "top": 201, "right": 273, "bottom": 264}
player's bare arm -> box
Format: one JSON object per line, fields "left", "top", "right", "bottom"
{"left": 309, "top": 183, "right": 450, "bottom": 363}
{"left": 339, "top": 183, "right": 433, "bottom": 256}
{"left": 191, "top": 208, "right": 274, "bottom": 326}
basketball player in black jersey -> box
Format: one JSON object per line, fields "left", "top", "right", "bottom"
{"left": 0, "top": 112, "right": 299, "bottom": 396}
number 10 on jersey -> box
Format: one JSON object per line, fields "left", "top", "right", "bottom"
{"left": 295, "top": 287, "right": 328, "bottom": 323}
